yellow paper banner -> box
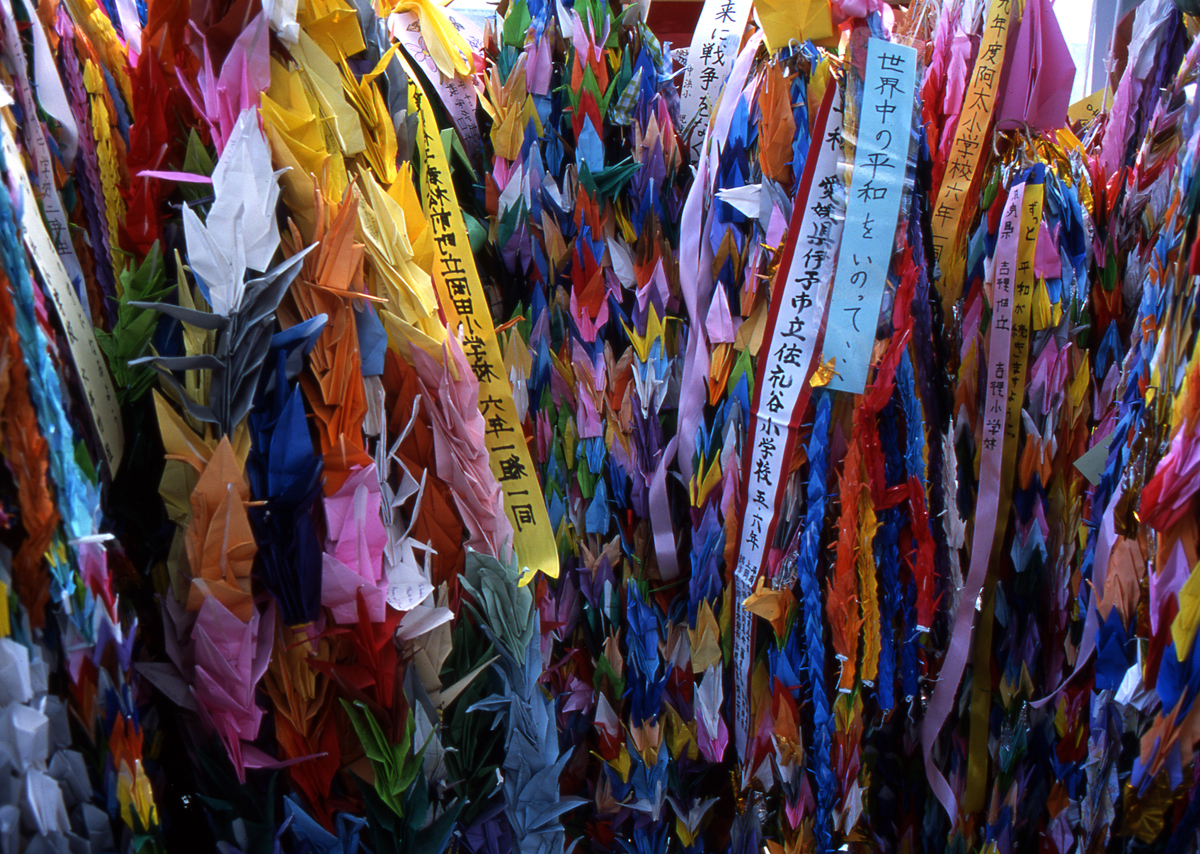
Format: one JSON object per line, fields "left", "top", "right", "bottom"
{"left": 400, "top": 55, "right": 559, "bottom": 583}
{"left": 930, "top": 0, "right": 1018, "bottom": 310}
{"left": 0, "top": 580, "right": 9, "bottom": 637}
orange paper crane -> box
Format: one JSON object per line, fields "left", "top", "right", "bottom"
{"left": 263, "top": 618, "right": 346, "bottom": 827}
{"left": 758, "top": 63, "right": 798, "bottom": 188}
{"left": 279, "top": 188, "right": 373, "bottom": 495}
{"left": 183, "top": 437, "right": 257, "bottom": 621}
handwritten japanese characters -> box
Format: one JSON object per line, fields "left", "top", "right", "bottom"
{"left": 678, "top": 0, "right": 753, "bottom": 158}
{"left": 391, "top": 9, "right": 485, "bottom": 157}
{"left": 731, "top": 88, "right": 846, "bottom": 756}
{"left": 0, "top": 121, "right": 124, "bottom": 473}
{"left": 930, "top": 0, "right": 1015, "bottom": 305}
{"left": 822, "top": 38, "right": 918, "bottom": 395}
{"left": 413, "top": 73, "right": 558, "bottom": 582}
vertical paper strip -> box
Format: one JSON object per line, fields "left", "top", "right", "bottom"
{"left": 964, "top": 172, "right": 1043, "bottom": 812}
{"left": 920, "top": 173, "right": 1043, "bottom": 819}
{"left": 822, "top": 38, "right": 917, "bottom": 395}
{"left": 732, "top": 85, "right": 845, "bottom": 760}
{"left": 389, "top": 9, "right": 484, "bottom": 158}
{"left": 0, "top": 580, "right": 9, "bottom": 637}
{"left": 0, "top": 0, "right": 89, "bottom": 311}
{"left": 677, "top": 0, "right": 753, "bottom": 160}
{"left": 0, "top": 119, "right": 124, "bottom": 473}
{"left": 929, "top": 0, "right": 1016, "bottom": 307}
{"left": 403, "top": 55, "right": 558, "bottom": 583}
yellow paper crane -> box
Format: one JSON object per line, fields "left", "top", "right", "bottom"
{"left": 387, "top": 0, "right": 474, "bottom": 80}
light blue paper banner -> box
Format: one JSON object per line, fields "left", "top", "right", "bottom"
{"left": 822, "top": 37, "right": 918, "bottom": 394}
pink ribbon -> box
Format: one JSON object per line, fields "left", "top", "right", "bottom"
{"left": 676, "top": 31, "right": 765, "bottom": 484}
{"left": 919, "top": 183, "right": 1025, "bottom": 820}
{"left": 651, "top": 32, "right": 764, "bottom": 578}
{"left": 651, "top": 436, "right": 680, "bottom": 579}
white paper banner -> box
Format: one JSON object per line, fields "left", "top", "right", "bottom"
{"left": 732, "top": 87, "right": 846, "bottom": 759}
{"left": 678, "top": 0, "right": 753, "bottom": 161}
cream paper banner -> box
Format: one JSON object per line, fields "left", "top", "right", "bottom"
{"left": 0, "top": 120, "right": 124, "bottom": 473}
{"left": 678, "top": 0, "right": 753, "bottom": 160}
